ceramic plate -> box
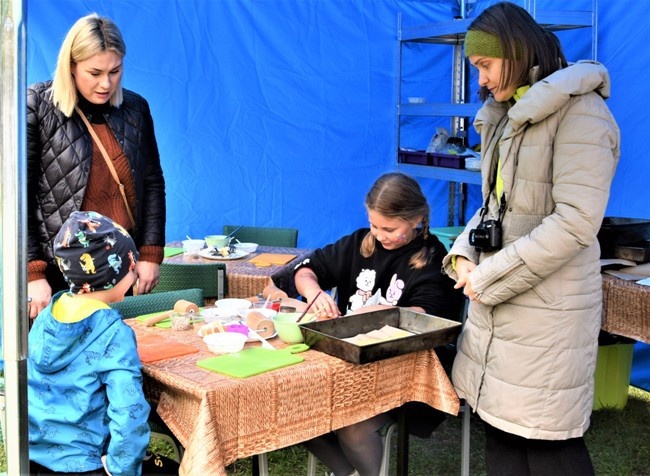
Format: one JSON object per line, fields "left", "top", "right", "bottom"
{"left": 200, "top": 307, "right": 241, "bottom": 323}
{"left": 246, "top": 330, "right": 278, "bottom": 343}
{"left": 199, "top": 248, "right": 250, "bottom": 260}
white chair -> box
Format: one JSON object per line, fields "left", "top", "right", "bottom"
{"left": 306, "top": 421, "right": 397, "bottom": 476}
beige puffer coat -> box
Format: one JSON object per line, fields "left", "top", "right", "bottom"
{"left": 443, "top": 61, "right": 620, "bottom": 440}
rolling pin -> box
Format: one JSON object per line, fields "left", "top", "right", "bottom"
{"left": 261, "top": 283, "right": 289, "bottom": 301}
{"left": 143, "top": 300, "right": 199, "bottom": 327}
{"left": 245, "top": 311, "right": 276, "bottom": 339}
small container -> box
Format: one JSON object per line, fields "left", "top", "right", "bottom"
{"left": 398, "top": 150, "right": 431, "bottom": 165}
{"left": 253, "top": 300, "right": 282, "bottom": 312}
{"left": 224, "top": 323, "right": 251, "bottom": 337}
{"left": 182, "top": 239, "right": 205, "bottom": 259}
{"left": 279, "top": 305, "right": 297, "bottom": 313}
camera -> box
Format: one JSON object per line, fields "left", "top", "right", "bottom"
{"left": 469, "top": 219, "right": 502, "bottom": 252}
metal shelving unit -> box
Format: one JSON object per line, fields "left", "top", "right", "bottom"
{"left": 396, "top": 0, "right": 597, "bottom": 225}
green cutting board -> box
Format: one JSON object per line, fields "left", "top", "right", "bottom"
{"left": 197, "top": 344, "right": 308, "bottom": 378}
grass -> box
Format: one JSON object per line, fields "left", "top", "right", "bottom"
{"left": 3, "top": 387, "right": 649, "bottom": 475}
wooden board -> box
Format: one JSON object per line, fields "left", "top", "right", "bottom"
{"left": 248, "top": 253, "right": 297, "bottom": 266}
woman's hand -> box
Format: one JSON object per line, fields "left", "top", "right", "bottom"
{"left": 27, "top": 278, "right": 52, "bottom": 319}
{"left": 454, "top": 256, "right": 481, "bottom": 302}
{"left": 134, "top": 261, "right": 160, "bottom": 295}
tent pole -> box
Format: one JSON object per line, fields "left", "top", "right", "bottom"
{"left": 0, "top": 0, "right": 30, "bottom": 473}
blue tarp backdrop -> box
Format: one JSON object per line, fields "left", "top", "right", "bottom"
{"left": 26, "top": 0, "right": 650, "bottom": 249}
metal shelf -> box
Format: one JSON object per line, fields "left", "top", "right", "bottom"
{"left": 396, "top": 163, "right": 481, "bottom": 186}
{"left": 400, "top": 9, "right": 595, "bottom": 44}
{"left": 396, "top": 0, "right": 597, "bottom": 226}
{"left": 399, "top": 102, "right": 481, "bottom": 118}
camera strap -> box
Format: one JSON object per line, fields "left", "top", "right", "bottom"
{"left": 478, "top": 156, "right": 506, "bottom": 223}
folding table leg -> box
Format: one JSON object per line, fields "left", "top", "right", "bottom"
{"left": 396, "top": 407, "right": 409, "bottom": 476}
{"left": 252, "top": 453, "right": 269, "bottom": 476}
{"left": 461, "top": 400, "right": 471, "bottom": 476}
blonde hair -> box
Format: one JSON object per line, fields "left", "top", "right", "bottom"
{"left": 361, "top": 173, "right": 431, "bottom": 269}
{"left": 51, "top": 13, "right": 126, "bottom": 117}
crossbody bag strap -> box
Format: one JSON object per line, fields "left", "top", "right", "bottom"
{"left": 75, "top": 105, "right": 135, "bottom": 229}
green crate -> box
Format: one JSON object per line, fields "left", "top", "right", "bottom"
{"left": 430, "top": 226, "right": 465, "bottom": 251}
{"left": 593, "top": 343, "right": 634, "bottom": 410}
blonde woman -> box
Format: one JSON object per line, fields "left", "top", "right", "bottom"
{"left": 27, "top": 13, "right": 166, "bottom": 318}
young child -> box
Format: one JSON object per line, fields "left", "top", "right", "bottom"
{"left": 28, "top": 211, "right": 150, "bottom": 475}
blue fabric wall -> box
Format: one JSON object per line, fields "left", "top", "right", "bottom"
{"left": 26, "top": 0, "right": 650, "bottom": 249}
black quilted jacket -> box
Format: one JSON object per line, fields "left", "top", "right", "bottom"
{"left": 27, "top": 81, "right": 166, "bottom": 264}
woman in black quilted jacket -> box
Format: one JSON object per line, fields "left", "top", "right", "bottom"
{"left": 27, "top": 13, "right": 166, "bottom": 318}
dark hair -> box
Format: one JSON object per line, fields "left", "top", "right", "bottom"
{"left": 362, "top": 172, "right": 431, "bottom": 268}
{"left": 468, "top": 1, "right": 568, "bottom": 101}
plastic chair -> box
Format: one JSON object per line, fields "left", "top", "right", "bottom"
{"left": 305, "top": 421, "right": 397, "bottom": 476}
{"left": 110, "top": 288, "right": 204, "bottom": 319}
{"left": 150, "top": 431, "right": 182, "bottom": 464}
{"left": 154, "top": 261, "right": 226, "bottom": 300}
{"left": 223, "top": 225, "right": 298, "bottom": 247}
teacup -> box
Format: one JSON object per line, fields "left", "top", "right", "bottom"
{"left": 205, "top": 235, "right": 231, "bottom": 248}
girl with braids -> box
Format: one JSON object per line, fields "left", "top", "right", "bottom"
{"left": 294, "top": 172, "right": 461, "bottom": 476}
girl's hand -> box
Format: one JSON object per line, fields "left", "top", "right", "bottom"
{"left": 309, "top": 291, "right": 340, "bottom": 319}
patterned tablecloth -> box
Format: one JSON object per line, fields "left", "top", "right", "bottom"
{"left": 602, "top": 274, "right": 650, "bottom": 343}
{"left": 164, "top": 243, "right": 313, "bottom": 298}
{"left": 127, "top": 320, "right": 460, "bottom": 475}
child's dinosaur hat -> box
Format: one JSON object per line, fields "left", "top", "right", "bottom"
{"left": 53, "top": 211, "right": 138, "bottom": 294}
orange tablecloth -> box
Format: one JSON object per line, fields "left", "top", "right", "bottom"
{"left": 602, "top": 274, "right": 650, "bottom": 343}
{"left": 164, "top": 243, "right": 312, "bottom": 298}
{"left": 127, "top": 320, "right": 459, "bottom": 475}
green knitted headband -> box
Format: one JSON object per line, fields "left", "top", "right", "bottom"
{"left": 464, "top": 30, "right": 504, "bottom": 58}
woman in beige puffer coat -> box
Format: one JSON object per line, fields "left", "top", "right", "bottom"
{"left": 443, "top": 3, "right": 620, "bottom": 475}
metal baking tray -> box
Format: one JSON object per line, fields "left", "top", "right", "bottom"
{"left": 299, "top": 307, "right": 462, "bottom": 364}
{"left": 614, "top": 241, "right": 650, "bottom": 264}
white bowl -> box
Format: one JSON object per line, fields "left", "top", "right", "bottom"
{"left": 234, "top": 242, "right": 259, "bottom": 253}
{"left": 408, "top": 97, "right": 425, "bottom": 104}
{"left": 215, "top": 298, "right": 252, "bottom": 311}
{"left": 238, "top": 308, "right": 277, "bottom": 320}
{"left": 200, "top": 307, "right": 241, "bottom": 324}
{"left": 203, "top": 332, "right": 247, "bottom": 354}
